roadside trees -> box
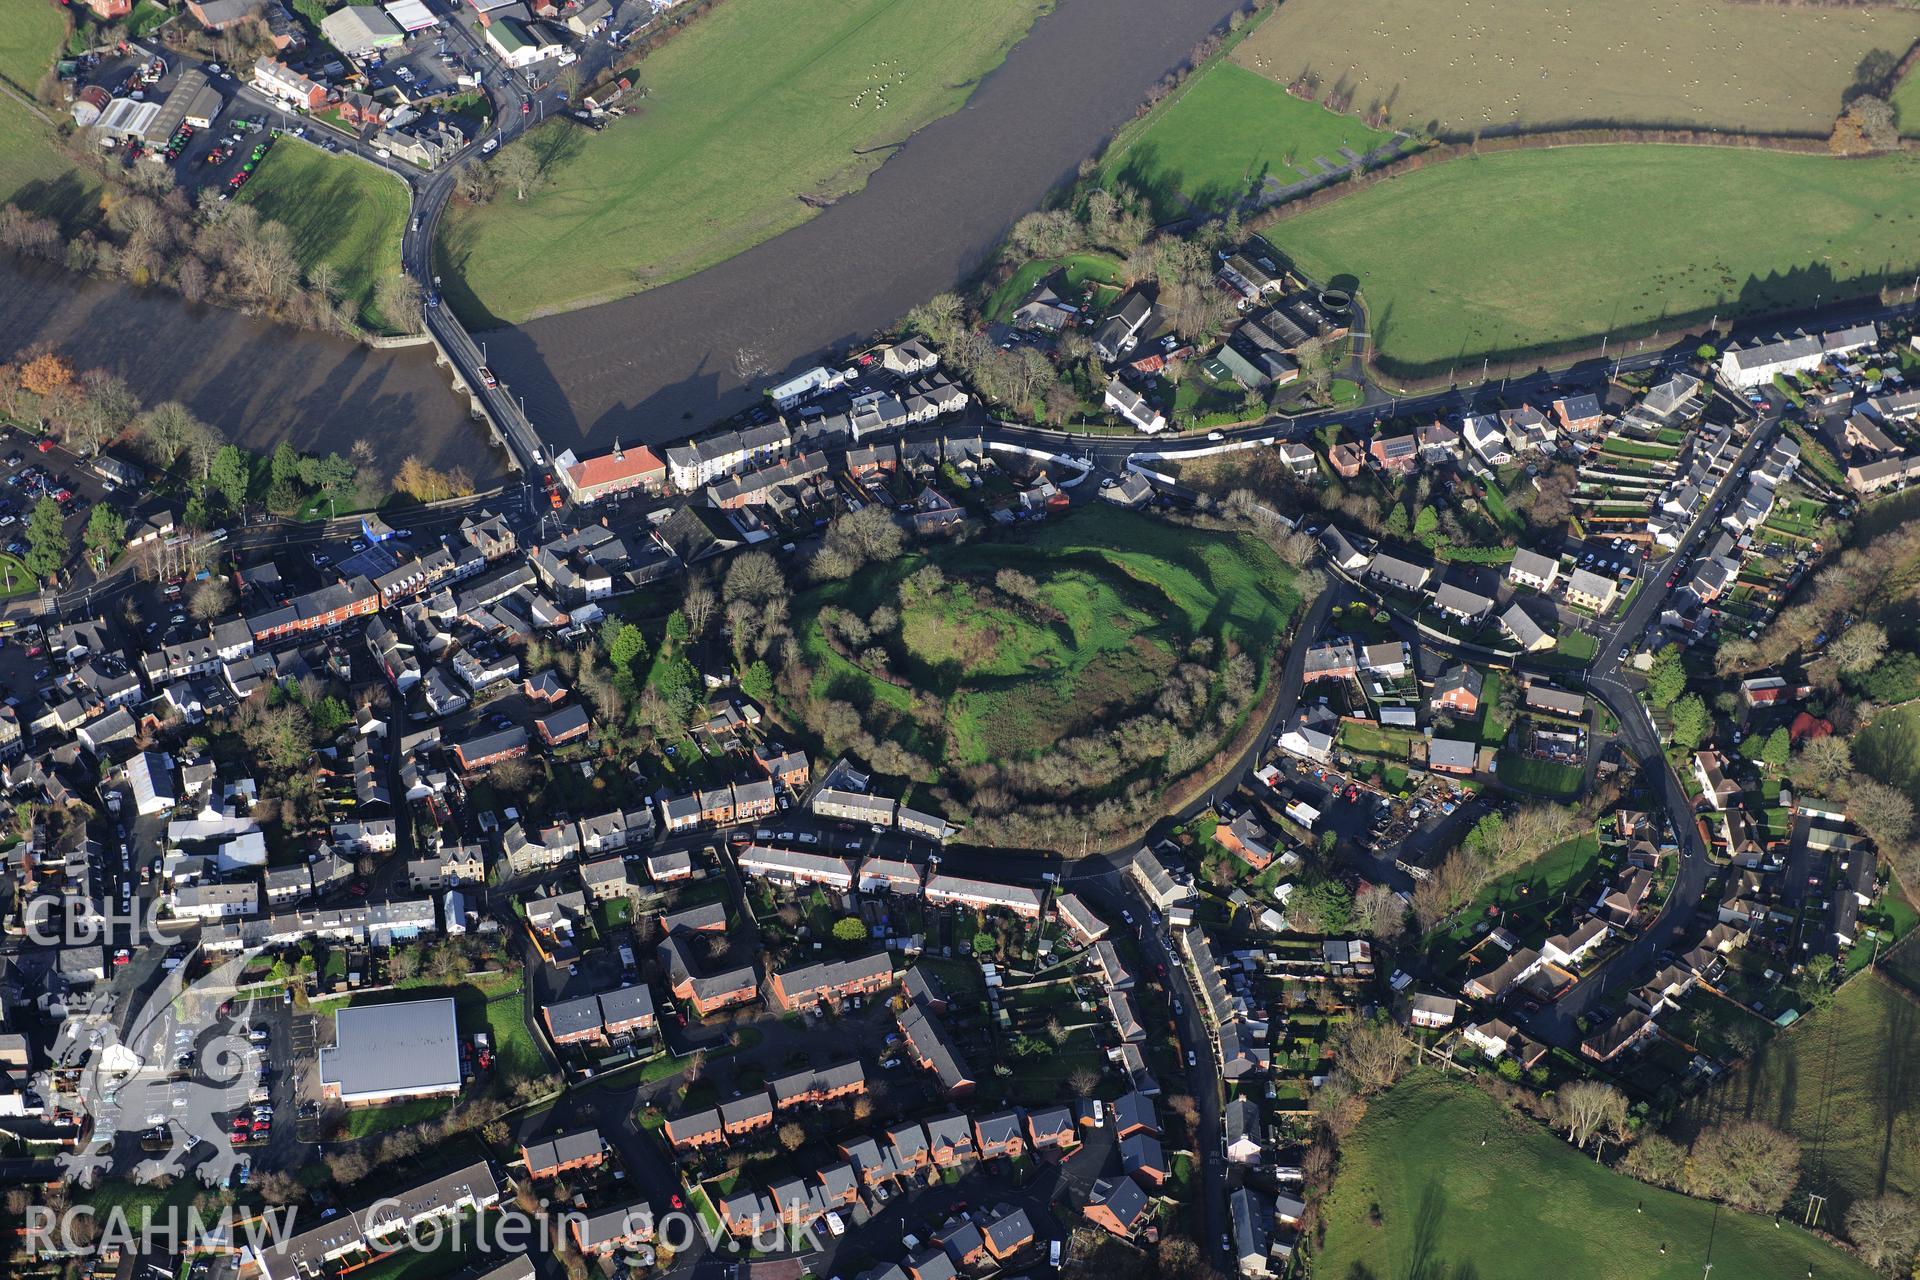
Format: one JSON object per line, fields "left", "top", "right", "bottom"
{"left": 23, "top": 496, "right": 67, "bottom": 581}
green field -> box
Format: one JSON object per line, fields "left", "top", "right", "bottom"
{"left": 1895, "top": 70, "right": 1920, "bottom": 139}
{"left": 1685, "top": 975, "right": 1918, "bottom": 1219}
{"left": 1099, "top": 61, "right": 1393, "bottom": 220}
{"left": 1855, "top": 702, "right": 1920, "bottom": 806}
{"left": 238, "top": 142, "right": 409, "bottom": 330}
{"left": 1269, "top": 146, "right": 1920, "bottom": 375}
{"left": 439, "top": 0, "right": 1051, "bottom": 324}
{"left": 790, "top": 504, "right": 1297, "bottom": 796}
{"left": 1232, "top": 0, "right": 1920, "bottom": 138}
{"left": 0, "top": 0, "right": 64, "bottom": 94}
{"left": 1320, "top": 1074, "right": 1877, "bottom": 1280}
{"left": 0, "top": 0, "right": 102, "bottom": 231}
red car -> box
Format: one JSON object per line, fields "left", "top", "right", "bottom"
{"left": 34, "top": 439, "right": 54, "bottom": 453}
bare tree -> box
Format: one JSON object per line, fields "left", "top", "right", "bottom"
{"left": 1553, "top": 1080, "right": 1627, "bottom": 1149}
{"left": 1844, "top": 1194, "right": 1920, "bottom": 1273}
{"left": 1330, "top": 1015, "right": 1413, "bottom": 1093}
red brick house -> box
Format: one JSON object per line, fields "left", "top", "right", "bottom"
{"left": 765, "top": 950, "right": 894, "bottom": 1011}
{"left": 1025, "top": 1106, "right": 1076, "bottom": 1152}
{"left": 1329, "top": 440, "right": 1364, "bottom": 478}
{"left": 973, "top": 1111, "right": 1025, "bottom": 1161}
{"left": 663, "top": 1108, "right": 723, "bottom": 1149}
{"left": 1430, "top": 664, "right": 1483, "bottom": 716}
{"left": 720, "top": 1092, "right": 774, "bottom": 1138}
{"left": 521, "top": 1130, "right": 605, "bottom": 1180}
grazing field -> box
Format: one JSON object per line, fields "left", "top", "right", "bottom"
{"left": 439, "top": 0, "right": 1051, "bottom": 324}
{"left": 1319, "top": 1074, "right": 1878, "bottom": 1280}
{"left": 0, "top": 0, "right": 64, "bottom": 94}
{"left": 1855, "top": 702, "right": 1920, "bottom": 805}
{"left": 1268, "top": 146, "right": 1920, "bottom": 374}
{"left": 1098, "top": 61, "right": 1393, "bottom": 220}
{"left": 788, "top": 505, "right": 1297, "bottom": 821}
{"left": 239, "top": 142, "right": 409, "bottom": 330}
{"left": 1231, "top": 0, "right": 1920, "bottom": 138}
{"left": 1684, "top": 974, "right": 1918, "bottom": 1218}
{"left": 1897, "top": 70, "right": 1920, "bottom": 138}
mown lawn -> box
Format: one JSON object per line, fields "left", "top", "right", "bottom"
{"left": 439, "top": 0, "right": 1052, "bottom": 323}
{"left": 1233, "top": 0, "right": 1920, "bottom": 138}
{"left": 1099, "top": 60, "right": 1392, "bottom": 220}
{"left": 1684, "top": 974, "right": 1918, "bottom": 1220}
{"left": 1268, "top": 147, "right": 1920, "bottom": 375}
{"left": 239, "top": 142, "right": 409, "bottom": 331}
{"left": 1319, "top": 1074, "right": 1878, "bottom": 1280}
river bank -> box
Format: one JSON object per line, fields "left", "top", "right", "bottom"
{"left": 477, "top": 0, "right": 1247, "bottom": 454}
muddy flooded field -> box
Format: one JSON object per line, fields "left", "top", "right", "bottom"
{"left": 0, "top": 257, "right": 506, "bottom": 485}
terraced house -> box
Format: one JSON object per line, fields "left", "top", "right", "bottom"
{"left": 765, "top": 949, "right": 895, "bottom": 1011}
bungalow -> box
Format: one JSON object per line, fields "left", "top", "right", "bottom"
{"left": 1319, "top": 525, "right": 1371, "bottom": 572}
{"left": 1508, "top": 548, "right": 1560, "bottom": 592}
{"left": 1462, "top": 946, "right": 1544, "bottom": 1001}
{"left": 1460, "top": 1018, "right": 1519, "bottom": 1059}
{"left": 1581, "top": 1009, "right": 1659, "bottom": 1063}
{"left": 1499, "top": 601, "right": 1553, "bottom": 651}
{"left": 1362, "top": 641, "right": 1411, "bottom": 679}
{"left": 1427, "top": 738, "right": 1476, "bottom": 776}
{"left": 1368, "top": 552, "right": 1430, "bottom": 594}
{"left": 1432, "top": 581, "right": 1494, "bottom": 624}
{"left": 1524, "top": 682, "right": 1587, "bottom": 719}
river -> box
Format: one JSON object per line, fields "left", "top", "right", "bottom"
{"left": 483, "top": 0, "right": 1246, "bottom": 453}
{"left": 0, "top": 257, "right": 507, "bottom": 485}
{"left": 3, "top": 0, "right": 1240, "bottom": 467}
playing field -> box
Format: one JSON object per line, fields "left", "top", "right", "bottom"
{"left": 439, "top": 0, "right": 1051, "bottom": 323}
{"left": 1267, "top": 145, "right": 1920, "bottom": 375}
{"left": 1098, "top": 61, "right": 1393, "bottom": 220}
{"left": 0, "top": 0, "right": 102, "bottom": 231}
{"left": 239, "top": 142, "right": 409, "bottom": 330}
{"left": 1232, "top": 0, "right": 1920, "bottom": 138}
{"left": 1684, "top": 975, "right": 1918, "bottom": 1219}
{"left": 1320, "top": 1074, "right": 1878, "bottom": 1280}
